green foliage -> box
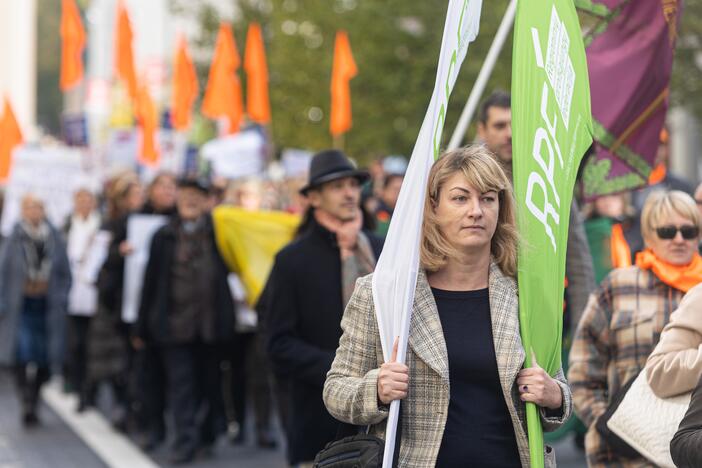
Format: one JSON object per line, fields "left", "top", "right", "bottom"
{"left": 176, "top": 0, "right": 513, "bottom": 164}
{"left": 670, "top": 0, "right": 702, "bottom": 117}
{"left": 174, "top": 0, "right": 702, "bottom": 164}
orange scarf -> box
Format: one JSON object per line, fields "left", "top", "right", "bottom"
{"left": 610, "top": 223, "right": 632, "bottom": 269}
{"left": 635, "top": 249, "right": 702, "bottom": 292}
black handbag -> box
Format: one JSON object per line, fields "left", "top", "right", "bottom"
{"left": 313, "top": 404, "right": 402, "bottom": 468}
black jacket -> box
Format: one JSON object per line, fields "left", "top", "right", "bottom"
{"left": 671, "top": 375, "right": 702, "bottom": 468}
{"left": 135, "top": 215, "right": 235, "bottom": 345}
{"left": 266, "top": 219, "right": 383, "bottom": 464}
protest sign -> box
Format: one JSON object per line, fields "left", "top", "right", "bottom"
{"left": 1, "top": 146, "right": 97, "bottom": 236}
{"left": 121, "top": 214, "right": 168, "bottom": 323}
{"left": 105, "top": 129, "right": 188, "bottom": 177}
{"left": 280, "top": 148, "right": 312, "bottom": 178}
{"left": 69, "top": 230, "right": 112, "bottom": 316}
{"left": 201, "top": 129, "right": 266, "bottom": 179}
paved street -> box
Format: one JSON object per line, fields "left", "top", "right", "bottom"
{"left": 0, "top": 370, "right": 586, "bottom": 468}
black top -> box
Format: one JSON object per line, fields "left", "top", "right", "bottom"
{"left": 432, "top": 287, "right": 521, "bottom": 468}
{"left": 671, "top": 374, "right": 702, "bottom": 468}
{"left": 135, "top": 215, "right": 235, "bottom": 345}
{"left": 265, "top": 220, "right": 383, "bottom": 464}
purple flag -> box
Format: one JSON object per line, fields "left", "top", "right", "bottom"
{"left": 580, "top": 0, "right": 681, "bottom": 199}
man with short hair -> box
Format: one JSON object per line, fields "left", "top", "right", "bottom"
{"left": 477, "top": 90, "right": 596, "bottom": 334}
{"left": 136, "top": 179, "right": 234, "bottom": 464}
{"left": 266, "top": 150, "right": 383, "bottom": 467}
{"left": 374, "top": 173, "right": 404, "bottom": 236}
{"left": 477, "top": 90, "right": 512, "bottom": 173}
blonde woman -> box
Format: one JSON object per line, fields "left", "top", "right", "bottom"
{"left": 323, "top": 145, "right": 571, "bottom": 467}
{"left": 569, "top": 190, "right": 702, "bottom": 467}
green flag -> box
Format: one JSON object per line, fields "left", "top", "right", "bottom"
{"left": 512, "top": 0, "right": 593, "bottom": 466}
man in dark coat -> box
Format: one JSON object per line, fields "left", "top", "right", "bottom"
{"left": 266, "top": 150, "right": 384, "bottom": 466}
{"left": 135, "top": 178, "right": 235, "bottom": 464}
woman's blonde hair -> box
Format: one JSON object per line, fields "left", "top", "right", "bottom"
{"left": 420, "top": 145, "right": 519, "bottom": 277}
{"left": 641, "top": 190, "right": 701, "bottom": 243}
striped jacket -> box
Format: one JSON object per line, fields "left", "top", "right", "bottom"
{"left": 323, "top": 262, "right": 572, "bottom": 467}
{"left": 568, "top": 266, "right": 685, "bottom": 467}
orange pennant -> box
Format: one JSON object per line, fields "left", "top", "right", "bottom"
{"left": 60, "top": 0, "right": 86, "bottom": 91}
{"left": 244, "top": 23, "right": 271, "bottom": 125}
{"left": 648, "top": 162, "right": 667, "bottom": 185}
{"left": 135, "top": 85, "right": 160, "bottom": 167}
{"left": 0, "top": 98, "right": 23, "bottom": 182}
{"left": 330, "top": 31, "right": 357, "bottom": 137}
{"left": 610, "top": 223, "right": 632, "bottom": 269}
{"left": 115, "top": 1, "right": 138, "bottom": 100}
{"left": 171, "top": 35, "right": 199, "bottom": 131}
{"left": 202, "top": 23, "right": 243, "bottom": 134}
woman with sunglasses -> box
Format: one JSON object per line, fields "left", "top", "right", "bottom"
{"left": 569, "top": 190, "right": 702, "bottom": 467}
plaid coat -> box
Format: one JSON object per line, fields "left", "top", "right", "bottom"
{"left": 324, "top": 262, "right": 572, "bottom": 467}
{"left": 568, "top": 266, "right": 685, "bottom": 467}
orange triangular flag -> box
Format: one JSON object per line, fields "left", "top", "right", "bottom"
{"left": 0, "top": 97, "right": 24, "bottom": 182}
{"left": 202, "top": 23, "right": 243, "bottom": 134}
{"left": 610, "top": 223, "right": 632, "bottom": 269}
{"left": 135, "top": 85, "right": 160, "bottom": 167}
{"left": 330, "top": 31, "right": 357, "bottom": 137}
{"left": 244, "top": 23, "right": 270, "bottom": 125}
{"left": 115, "top": 1, "right": 138, "bottom": 100}
{"left": 648, "top": 162, "right": 667, "bottom": 185}
{"left": 60, "top": 0, "right": 86, "bottom": 91}
{"left": 171, "top": 35, "right": 199, "bottom": 131}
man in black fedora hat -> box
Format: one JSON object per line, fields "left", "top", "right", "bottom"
{"left": 266, "top": 149, "right": 384, "bottom": 466}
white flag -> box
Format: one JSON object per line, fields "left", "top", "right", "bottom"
{"left": 371, "top": 1, "right": 483, "bottom": 466}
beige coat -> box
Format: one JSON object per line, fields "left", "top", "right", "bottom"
{"left": 646, "top": 283, "right": 702, "bottom": 398}
{"left": 323, "top": 263, "right": 572, "bottom": 467}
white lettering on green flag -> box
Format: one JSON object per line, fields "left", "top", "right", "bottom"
{"left": 512, "top": 0, "right": 592, "bottom": 466}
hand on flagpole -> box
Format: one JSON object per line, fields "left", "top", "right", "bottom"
{"left": 377, "top": 337, "right": 409, "bottom": 405}
{"left": 517, "top": 358, "right": 563, "bottom": 410}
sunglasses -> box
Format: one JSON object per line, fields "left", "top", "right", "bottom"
{"left": 655, "top": 225, "right": 700, "bottom": 240}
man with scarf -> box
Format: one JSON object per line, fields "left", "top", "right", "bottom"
{"left": 0, "top": 194, "right": 71, "bottom": 426}
{"left": 266, "top": 149, "right": 384, "bottom": 467}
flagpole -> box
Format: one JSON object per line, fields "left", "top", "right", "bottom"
{"left": 333, "top": 133, "right": 344, "bottom": 150}
{"left": 447, "top": 0, "right": 516, "bottom": 150}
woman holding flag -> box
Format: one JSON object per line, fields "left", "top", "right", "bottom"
{"left": 569, "top": 190, "right": 702, "bottom": 467}
{"left": 324, "top": 145, "right": 571, "bottom": 467}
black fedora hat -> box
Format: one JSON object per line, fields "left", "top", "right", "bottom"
{"left": 299, "top": 149, "right": 369, "bottom": 195}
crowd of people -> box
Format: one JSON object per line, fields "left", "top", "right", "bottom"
{"left": 0, "top": 91, "right": 701, "bottom": 467}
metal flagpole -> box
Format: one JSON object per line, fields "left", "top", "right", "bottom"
{"left": 447, "top": 0, "right": 517, "bottom": 150}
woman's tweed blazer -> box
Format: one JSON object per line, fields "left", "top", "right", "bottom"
{"left": 324, "top": 262, "right": 572, "bottom": 467}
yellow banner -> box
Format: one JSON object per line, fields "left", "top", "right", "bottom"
{"left": 212, "top": 206, "right": 300, "bottom": 306}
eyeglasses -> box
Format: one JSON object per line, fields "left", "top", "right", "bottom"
{"left": 655, "top": 225, "right": 700, "bottom": 240}
{"left": 696, "top": 199, "right": 702, "bottom": 206}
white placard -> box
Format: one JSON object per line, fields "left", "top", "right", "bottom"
{"left": 281, "top": 148, "right": 313, "bottom": 178}
{"left": 1, "top": 146, "right": 98, "bottom": 236}
{"left": 121, "top": 214, "right": 168, "bottom": 323}
{"left": 68, "top": 230, "right": 112, "bottom": 316}
{"left": 201, "top": 129, "right": 266, "bottom": 179}
{"left": 105, "top": 129, "right": 188, "bottom": 178}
